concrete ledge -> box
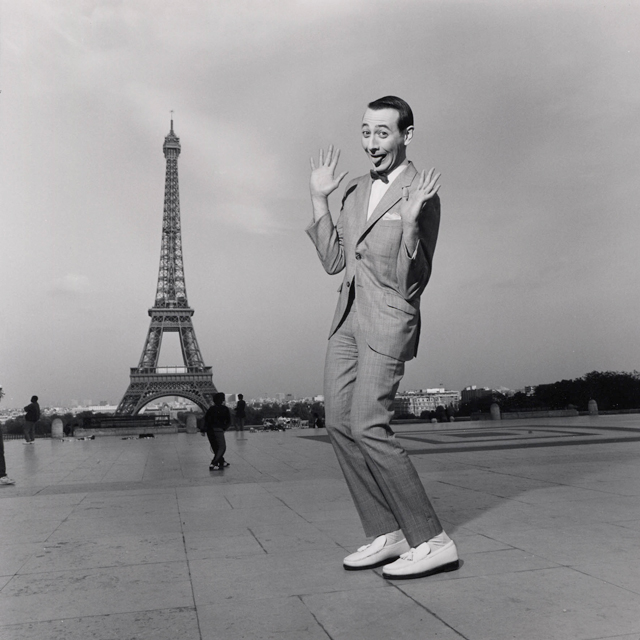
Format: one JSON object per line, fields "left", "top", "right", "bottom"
{"left": 73, "top": 425, "right": 179, "bottom": 437}
{"left": 579, "top": 408, "right": 640, "bottom": 416}
{"left": 469, "top": 409, "right": 580, "bottom": 421}
{"left": 501, "top": 409, "right": 579, "bottom": 419}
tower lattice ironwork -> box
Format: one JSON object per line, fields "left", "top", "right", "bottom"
{"left": 116, "top": 120, "right": 217, "bottom": 415}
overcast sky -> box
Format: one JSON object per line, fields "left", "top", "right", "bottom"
{"left": 1, "top": 0, "right": 639, "bottom": 408}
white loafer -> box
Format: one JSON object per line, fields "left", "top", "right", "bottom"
{"left": 343, "top": 534, "right": 410, "bottom": 571}
{"left": 382, "top": 539, "right": 459, "bottom": 579}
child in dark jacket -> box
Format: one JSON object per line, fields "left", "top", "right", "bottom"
{"left": 200, "top": 393, "right": 231, "bottom": 470}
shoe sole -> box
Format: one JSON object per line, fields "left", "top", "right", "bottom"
{"left": 343, "top": 556, "right": 400, "bottom": 571}
{"left": 383, "top": 559, "right": 460, "bottom": 580}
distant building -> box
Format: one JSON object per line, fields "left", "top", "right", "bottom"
{"left": 460, "top": 386, "right": 493, "bottom": 404}
{"left": 393, "top": 388, "right": 460, "bottom": 416}
{"left": 71, "top": 404, "right": 118, "bottom": 415}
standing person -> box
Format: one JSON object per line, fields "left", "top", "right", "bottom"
{"left": 312, "top": 412, "right": 324, "bottom": 429}
{"left": 201, "top": 392, "right": 231, "bottom": 470}
{"left": 0, "top": 386, "right": 13, "bottom": 484}
{"left": 234, "top": 394, "right": 246, "bottom": 432}
{"left": 23, "top": 395, "right": 40, "bottom": 444}
{"left": 305, "top": 96, "right": 458, "bottom": 580}
{"left": 0, "top": 431, "right": 15, "bottom": 485}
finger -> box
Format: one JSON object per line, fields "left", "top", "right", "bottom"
{"left": 326, "top": 144, "right": 334, "bottom": 165}
{"left": 310, "top": 157, "right": 316, "bottom": 171}
{"left": 319, "top": 148, "right": 324, "bottom": 165}
{"left": 426, "top": 172, "right": 441, "bottom": 190}
{"left": 425, "top": 167, "right": 435, "bottom": 184}
{"left": 336, "top": 170, "right": 349, "bottom": 185}
{"left": 425, "top": 183, "right": 441, "bottom": 199}
{"left": 331, "top": 148, "right": 341, "bottom": 168}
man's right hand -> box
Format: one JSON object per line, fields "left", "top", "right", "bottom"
{"left": 309, "top": 145, "right": 348, "bottom": 220}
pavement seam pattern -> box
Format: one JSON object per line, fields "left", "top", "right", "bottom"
{"left": 389, "top": 583, "right": 472, "bottom": 640}
{"left": 246, "top": 527, "right": 269, "bottom": 554}
{"left": 177, "top": 487, "right": 205, "bottom": 640}
{"left": 2, "top": 420, "right": 640, "bottom": 638}
{"left": 296, "top": 594, "right": 336, "bottom": 640}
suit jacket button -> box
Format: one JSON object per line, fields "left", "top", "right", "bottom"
{"left": 355, "top": 253, "right": 362, "bottom": 260}
{"left": 346, "top": 281, "right": 350, "bottom": 288}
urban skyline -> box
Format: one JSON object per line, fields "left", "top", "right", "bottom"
{"left": 1, "top": 2, "right": 638, "bottom": 409}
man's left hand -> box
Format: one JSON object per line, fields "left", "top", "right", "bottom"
{"left": 399, "top": 168, "right": 441, "bottom": 226}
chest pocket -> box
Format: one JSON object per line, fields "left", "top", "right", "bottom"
{"left": 366, "top": 219, "right": 403, "bottom": 260}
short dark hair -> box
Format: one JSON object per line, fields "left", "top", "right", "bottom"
{"left": 213, "top": 392, "right": 225, "bottom": 405}
{"left": 31, "top": 395, "right": 38, "bottom": 402}
{"left": 238, "top": 394, "right": 243, "bottom": 400}
{"left": 367, "top": 96, "right": 413, "bottom": 132}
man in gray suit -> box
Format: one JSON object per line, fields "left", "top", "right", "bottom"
{"left": 306, "top": 96, "right": 458, "bottom": 579}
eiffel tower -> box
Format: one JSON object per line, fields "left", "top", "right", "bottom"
{"left": 116, "top": 119, "right": 217, "bottom": 415}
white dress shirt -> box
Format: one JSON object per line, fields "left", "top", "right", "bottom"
{"left": 367, "top": 161, "right": 409, "bottom": 219}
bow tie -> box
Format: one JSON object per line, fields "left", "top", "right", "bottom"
{"left": 370, "top": 170, "right": 389, "bottom": 183}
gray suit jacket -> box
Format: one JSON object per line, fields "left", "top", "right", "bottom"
{"left": 306, "top": 162, "right": 440, "bottom": 362}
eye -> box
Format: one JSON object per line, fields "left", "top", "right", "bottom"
{"left": 362, "top": 131, "right": 370, "bottom": 138}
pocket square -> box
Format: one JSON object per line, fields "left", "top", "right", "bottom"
{"left": 381, "top": 212, "right": 401, "bottom": 221}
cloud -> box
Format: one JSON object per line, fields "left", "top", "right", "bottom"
{"left": 51, "top": 274, "right": 91, "bottom": 296}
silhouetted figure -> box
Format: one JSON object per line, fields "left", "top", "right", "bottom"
{"left": 201, "top": 392, "right": 231, "bottom": 470}
{"left": 235, "top": 394, "right": 246, "bottom": 432}
{"left": 0, "top": 432, "right": 15, "bottom": 485}
{"left": 23, "top": 395, "right": 40, "bottom": 444}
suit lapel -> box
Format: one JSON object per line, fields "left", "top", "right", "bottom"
{"left": 350, "top": 175, "right": 371, "bottom": 240}
{"left": 358, "top": 163, "right": 417, "bottom": 242}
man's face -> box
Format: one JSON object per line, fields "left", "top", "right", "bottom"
{"left": 361, "top": 107, "right": 413, "bottom": 175}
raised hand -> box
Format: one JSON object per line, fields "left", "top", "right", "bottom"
{"left": 310, "top": 145, "right": 349, "bottom": 199}
{"left": 399, "top": 168, "right": 441, "bottom": 225}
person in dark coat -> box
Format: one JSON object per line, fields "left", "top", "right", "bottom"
{"left": 234, "top": 394, "right": 246, "bottom": 432}
{"left": 23, "top": 396, "right": 40, "bottom": 444}
{"left": 201, "top": 393, "right": 231, "bottom": 470}
{"left": 0, "top": 432, "right": 15, "bottom": 485}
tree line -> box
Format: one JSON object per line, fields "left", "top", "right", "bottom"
{"left": 457, "top": 370, "right": 640, "bottom": 416}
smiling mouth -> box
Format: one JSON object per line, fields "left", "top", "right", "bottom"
{"left": 370, "top": 154, "right": 386, "bottom": 166}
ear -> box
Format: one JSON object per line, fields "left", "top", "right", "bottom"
{"left": 403, "top": 126, "right": 414, "bottom": 146}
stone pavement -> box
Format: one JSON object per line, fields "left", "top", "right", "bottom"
{"left": 1, "top": 415, "right": 640, "bottom": 640}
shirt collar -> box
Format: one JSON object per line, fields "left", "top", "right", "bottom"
{"left": 381, "top": 161, "right": 409, "bottom": 186}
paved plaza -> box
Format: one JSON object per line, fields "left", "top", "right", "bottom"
{"left": 1, "top": 415, "right": 640, "bottom": 640}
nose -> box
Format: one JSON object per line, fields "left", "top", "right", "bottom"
{"left": 366, "top": 135, "right": 378, "bottom": 152}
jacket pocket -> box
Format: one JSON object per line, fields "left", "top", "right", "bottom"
{"left": 385, "top": 293, "right": 417, "bottom": 315}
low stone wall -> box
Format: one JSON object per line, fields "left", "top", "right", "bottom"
{"left": 500, "top": 409, "right": 579, "bottom": 420}
{"left": 469, "top": 409, "right": 580, "bottom": 421}
{"left": 579, "top": 408, "right": 640, "bottom": 416}
{"left": 73, "top": 425, "right": 179, "bottom": 438}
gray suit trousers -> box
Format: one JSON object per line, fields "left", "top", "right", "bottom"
{"left": 324, "top": 303, "right": 442, "bottom": 547}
